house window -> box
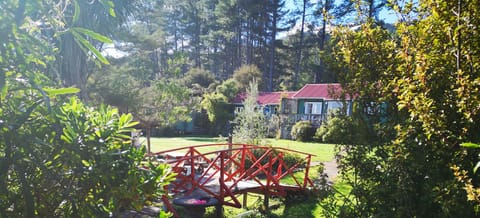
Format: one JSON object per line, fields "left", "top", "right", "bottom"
{"left": 235, "top": 106, "right": 243, "bottom": 115}
{"left": 326, "top": 101, "right": 343, "bottom": 114}
{"left": 304, "top": 102, "right": 322, "bottom": 114}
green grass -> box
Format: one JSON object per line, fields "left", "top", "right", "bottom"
{"left": 312, "top": 179, "right": 353, "bottom": 217}
{"left": 264, "top": 139, "right": 335, "bottom": 162}
{"left": 142, "top": 136, "right": 224, "bottom": 150}
{"left": 143, "top": 136, "right": 335, "bottom": 163}
{"left": 279, "top": 165, "right": 323, "bottom": 186}
{"left": 141, "top": 136, "right": 227, "bottom": 154}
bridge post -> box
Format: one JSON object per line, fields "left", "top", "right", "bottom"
{"left": 227, "top": 135, "right": 233, "bottom": 174}
{"left": 217, "top": 151, "right": 225, "bottom": 218}
{"left": 243, "top": 193, "right": 247, "bottom": 208}
{"left": 303, "top": 154, "right": 312, "bottom": 189}
{"left": 263, "top": 152, "right": 272, "bottom": 211}
{"left": 215, "top": 204, "right": 223, "bottom": 218}
{"left": 263, "top": 194, "right": 270, "bottom": 210}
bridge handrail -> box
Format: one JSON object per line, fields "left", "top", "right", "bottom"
{"left": 156, "top": 143, "right": 317, "bottom": 215}
{"left": 148, "top": 143, "right": 316, "bottom": 157}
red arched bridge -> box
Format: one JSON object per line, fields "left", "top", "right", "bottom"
{"left": 149, "top": 143, "right": 315, "bottom": 217}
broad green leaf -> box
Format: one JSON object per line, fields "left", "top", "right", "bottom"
{"left": 73, "top": 0, "right": 80, "bottom": 24}
{"left": 72, "top": 27, "right": 113, "bottom": 43}
{"left": 53, "top": 154, "right": 61, "bottom": 160}
{"left": 109, "top": 8, "right": 116, "bottom": 17}
{"left": 45, "top": 160, "right": 53, "bottom": 167}
{"left": 43, "top": 87, "right": 80, "bottom": 96}
{"left": 71, "top": 31, "right": 110, "bottom": 65}
{"left": 82, "top": 160, "right": 91, "bottom": 167}
{"left": 99, "top": 0, "right": 116, "bottom": 17}
{"left": 0, "top": 73, "right": 6, "bottom": 99}
{"left": 117, "top": 133, "right": 132, "bottom": 139}
{"left": 461, "top": 142, "right": 480, "bottom": 149}
{"left": 60, "top": 134, "right": 72, "bottom": 143}
{"left": 474, "top": 162, "right": 480, "bottom": 174}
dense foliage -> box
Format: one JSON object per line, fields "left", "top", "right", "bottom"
{"left": 87, "top": 0, "right": 390, "bottom": 94}
{"left": 89, "top": 56, "right": 198, "bottom": 150}
{"left": 314, "top": 115, "right": 367, "bottom": 144}
{"left": 1, "top": 94, "right": 175, "bottom": 216}
{"left": 232, "top": 65, "right": 263, "bottom": 91}
{"left": 201, "top": 92, "right": 233, "bottom": 135}
{"left": 290, "top": 121, "right": 315, "bottom": 142}
{"left": 324, "top": 0, "right": 480, "bottom": 217}
{"left": 242, "top": 148, "right": 306, "bottom": 173}
{"left": 84, "top": 0, "right": 397, "bottom": 136}
{"left": 0, "top": 0, "right": 174, "bottom": 216}
{"left": 18, "top": 98, "right": 174, "bottom": 216}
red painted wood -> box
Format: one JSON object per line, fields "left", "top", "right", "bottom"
{"left": 154, "top": 143, "right": 316, "bottom": 215}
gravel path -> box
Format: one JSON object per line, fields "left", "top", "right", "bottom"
{"left": 312, "top": 159, "right": 339, "bottom": 183}
{"left": 322, "top": 159, "right": 339, "bottom": 182}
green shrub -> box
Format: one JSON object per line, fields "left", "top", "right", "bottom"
{"left": 314, "top": 116, "right": 367, "bottom": 144}
{"left": 290, "top": 121, "right": 315, "bottom": 142}
{"left": 315, "top": 117, "right": 347, "bottom": 143}
{"left": 0, "top": 97, "right": 176, "bottom": 216}
{"left": 233, "top": 79, "right": 267, "bottom": 144}
{"left": 282, "top": 152, "right": 306, "bottom": 168}
{"left": 241, "top": 148, "right": 305, "bottom": 175}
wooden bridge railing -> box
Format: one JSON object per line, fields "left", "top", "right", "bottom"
{"left": 148, "top": 143, "right": 315, "bottom": 213}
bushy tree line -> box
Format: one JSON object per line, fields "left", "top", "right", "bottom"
{"left": 85, "top": 0, "right": 401, "bottom": 136}
{"left": 87, "top": 0, "right": 397, "bottom": 94}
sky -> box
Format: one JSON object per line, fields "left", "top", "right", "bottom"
{"left": 284, "top": 0, "right": 398, "bottom": 25}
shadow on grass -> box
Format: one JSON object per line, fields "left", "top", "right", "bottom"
{"left": 281, "top": 195, "right": 321, "bottom": 218}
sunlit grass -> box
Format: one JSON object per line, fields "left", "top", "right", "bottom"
{"left": 264, "top": 139, "right": 335, "bottom": 162}
{"left": 279, "top": 165, "right": 323, "bottom": 186}
{"left": 141, "top": 136, "right": 224, "bottom": 151}
{"left": 143, "top": 136, "right": 335, "bottom": 163}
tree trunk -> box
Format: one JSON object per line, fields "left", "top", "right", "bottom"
{"left": 368, "top": 0, "right": 374, "bottom": 19}
{"left": 316, "top": 0, "right": 331, "bottom": 83}
{"left": 146, "top": 127, "right": 152, "bottom": 153}
{"left": 456, "top": 0, "right": 462, "bottom": 71}
{"left": 59, "top": 34, "right": 88, "bottom": 99}
{"left": 316, "top": 12, "right": 327, "bottom": 83}
{"left": 294, "top": 0, "right": 307, "bottom": 88}
{"left": 268, "top": 0, "right": 279, "bottom": 92}
{"left": 194, "top": 14, "right": 201, "bottom": 67}
{"left": 16, "top": 165, "right": 34, "bottom": 218}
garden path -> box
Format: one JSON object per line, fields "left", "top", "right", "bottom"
{"left": 322, "top": 159, "right": 338, "bottom": 182}
{"left": 312, "top": 159, "right": 338, "bottom": 183}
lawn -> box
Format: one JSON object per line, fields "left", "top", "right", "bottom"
{"left": 142, "top": 136, "right": 230, "bottom": 155}
{"left": 264, "top": 139, "right": 335, "bottom": 162}
{"left": 142, "top": 136, "right": 335, "bottom": 162}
